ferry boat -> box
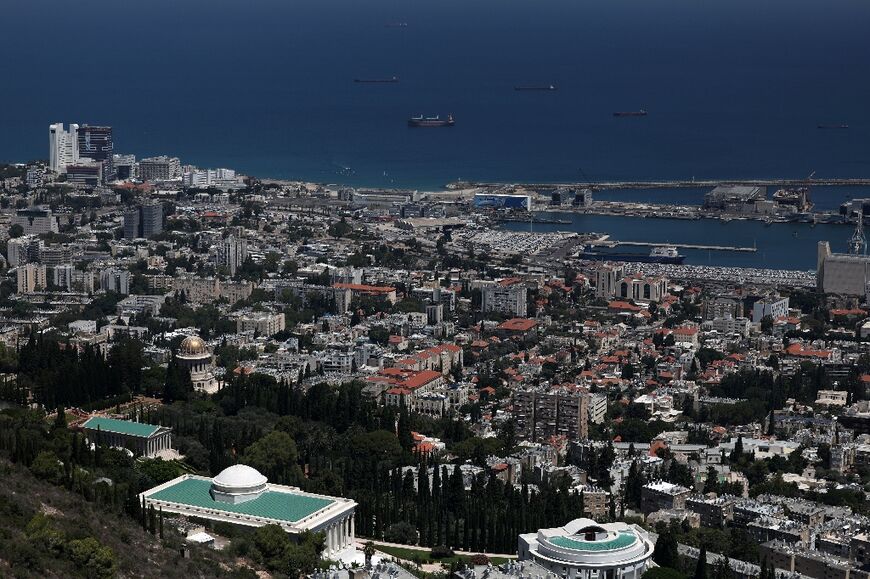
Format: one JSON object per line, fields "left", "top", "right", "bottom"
{"left": 408, "top": 114, "right": 455, "bottom": 127}
{"left": 613, "top": 110, "right": 647, "bottom": 117}
{"left": 578, "top": 245, "right": 685, "bottom": 264}
{"left": 354, "top": 76, "right": 398, "bottom": 83}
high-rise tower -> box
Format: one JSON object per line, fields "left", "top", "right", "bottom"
{"left": 77, "top": 125, "right": 114, "bottom": 182}
{"left": 48, "top": 123, "right": 79, "bottom": 173}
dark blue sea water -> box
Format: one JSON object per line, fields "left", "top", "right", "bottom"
{"left": 502, "top": 213, "right": 860, "bottom": 270}
{"left": 1, "top": 0, "right": 869, "bottom": 193}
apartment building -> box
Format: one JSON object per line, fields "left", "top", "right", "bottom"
{"left": 481, "top": 278, "right": 528, "bottom": 317}
{"left": 513, "top": 385, "right": 589, "bottom": 442}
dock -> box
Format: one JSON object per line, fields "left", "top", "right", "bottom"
{"left": 608, "top": 241, "right": 757, "bottom": 252}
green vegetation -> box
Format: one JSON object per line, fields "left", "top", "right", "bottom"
{"left": 0, "top": 456, "right": 256, "bottom": 578}
{"left": 9, "top": 336, "right": 145, "bottom": 409}
{"left": 226, "top": 524, "right": 325, "bottom": 576}
{"left": 643, "top": 568, "right": 687, "bottom": 579}
{"left": 656, "top": 520, "right": 759, "bottom": 564}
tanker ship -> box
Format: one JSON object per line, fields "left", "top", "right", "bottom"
{"left": 408, "top": 114, "right": 455, "bottom": 127}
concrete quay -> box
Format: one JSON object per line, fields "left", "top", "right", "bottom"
{"left": 465, "top": 177, "right": 870, "bottom": 190}
{"left": 610, "top": 241, "right": 757, "bottom": 252}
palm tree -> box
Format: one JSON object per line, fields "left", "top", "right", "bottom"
{"left": 364, "top": 541, "right": 376, "bottom": 568}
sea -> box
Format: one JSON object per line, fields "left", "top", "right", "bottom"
{"left": 1, "top": 0, "right": 869, "bottom": 269}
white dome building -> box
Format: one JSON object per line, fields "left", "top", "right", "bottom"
{"left": 518, "top": 519, "right": 654, "bottom": 579}
{"left": 211, "top": 464, "right": 269, "bottom": 504}
{"left": 140, "top": 464, "right": 357, "bottom": 556}
{"left": 176, "top": 334, "right": 219, "bottom": 394}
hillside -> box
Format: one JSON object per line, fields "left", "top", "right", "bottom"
{"left": 0, "top": 458, "right": 259, "bottom": 579}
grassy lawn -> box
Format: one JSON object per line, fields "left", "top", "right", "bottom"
{"left": 373, "top": 543, "right": 512, "bottom": 566}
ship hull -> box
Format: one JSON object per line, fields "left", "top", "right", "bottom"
{"left": 408, "top": 120, "right": 454, "bottom": 127}
{"left": 578, "top": 251, "right": 685, "bottom": 264}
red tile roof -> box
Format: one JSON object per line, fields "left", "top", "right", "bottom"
{"left": 498, "top": 277, "right": 523, "bottom": 287}
{"left": 333, "top": 283, "right": 395, "bottom": 293}
{"left": 785, "top": 343, "right": 832, "bottom": 359}
{"left": 608, "top": 301, "right": 643, "bottom": 312}
{"left": 497, "top": 318, "right": 538, "bottom": 332}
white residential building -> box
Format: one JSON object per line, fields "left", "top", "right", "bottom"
{"left": 594, "top": 263, "right": 625, "bottom": 299}
{"left": 17, "top": 263, "right": 47, "bottom": 294}
{"left": 100, "top": 268, "right": 130, "bottom": 295}
{"left": 217, "top": 234, "right": 248, "bottom": 277}
{"left": 12, "top": 208, "right": 59, "bottom": 235}
{"left": 752, "top": 296, "right": 789, "bottom": 322}
{"left": 236, "top": 312, "right": 286, "bottom": 336}
{"left": 48, "top": 122, "right": 79, "bottom": 173}
{"left": 7, "top": 235, "right": 41, "bottom": 267}
{"left": 482, "top": 279, "right": 528, "bottom": 317}
{"left": 139, "top": 156, "right": 182, "bottom": 181}
{"left": 588, "top": 393, "right": 608, "bottom": 424}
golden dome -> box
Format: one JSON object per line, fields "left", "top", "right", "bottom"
{"left": 179, "top": 335, "right": 208, "bottom": 356}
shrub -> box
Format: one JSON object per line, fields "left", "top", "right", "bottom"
{"left": 66, "top": 537, "right": 118, "bottom": 579}
{"left": 384, "top": 521, "right": 418, "bottom": 545}
{"left": 430, "top": 545, "right": 455, "bottom": 559}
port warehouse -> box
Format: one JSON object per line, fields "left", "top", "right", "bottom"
{"left": 473, "top": 193, "right": 532, "bottom": 211}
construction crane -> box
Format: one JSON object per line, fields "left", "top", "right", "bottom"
{"left": 849, "top": 211, "right": 867, "bottom": 255}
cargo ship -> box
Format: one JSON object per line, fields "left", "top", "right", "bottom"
{"left": 578, "top": 245, "right": 685, "bottom": 264}
{"left": 515, "top": 84, "right": 557, "bottom": 91}
{"left": 408, "top": 114, "right": 455, "bottom": 127}
{"left": 613, "top": 110, "right": 647, "bottom": 117}
{"left": 355, "top": 76, "right": 398, "bottom": 83}
{"left": 817, "top": 124, "right": 849, "bottom": 129}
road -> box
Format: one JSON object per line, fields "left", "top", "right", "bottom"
{"left": 356, "top": 538, "right": 518, "bottom": 560}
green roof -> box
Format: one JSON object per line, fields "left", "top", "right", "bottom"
{"left": 549, "top": 532, "right": 637, "bottom": 552}
{"left": 149, "top": 478, "right": 334, "bottom": 523}
{"left": 82, "top": 416, "right": 160, "bottom": 438}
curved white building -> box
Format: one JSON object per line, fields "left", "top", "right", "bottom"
{"left": 177, "top": 335, "right": 219, "bottom": 394}
{"left": 140, "top": 465, "right": 356, "bottom": 556}
{"left": 518, "top": 519, "right": 654, "bottom": 579}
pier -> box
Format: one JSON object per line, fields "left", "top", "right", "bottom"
{"left": 466, "top": 177, "right": 870, "bottom": 190}
{"left": 608, "top": 241, "right": 757, "bottom": 252}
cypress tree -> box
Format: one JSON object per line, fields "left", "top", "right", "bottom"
{"left": 148, "top": 504, "right": 157, "bottom": 535}
{"left": 398, "top": 405, "right": 413, "bottom": 452}
{"left": 652, "top": 528, "right": 679, "bottom": 569}
{"left": 694, "top": 546, "right": 708, "bottom": 579}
